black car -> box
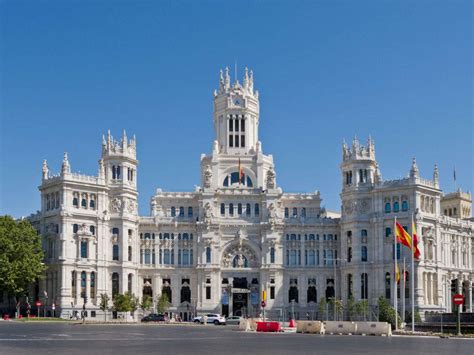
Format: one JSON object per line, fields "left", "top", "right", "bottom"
{"left": 141, "top": 313, "right": 167, "bottom": 322}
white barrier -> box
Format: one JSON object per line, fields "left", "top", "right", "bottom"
{"left": 296, "top": 321, "right": 325, "bottom": 334}
{"left": 355, "top": 322, "right": 392, "bottom": 336}
{"left": 238, "top": 318, "right": 262, "bottom": 331}
{"left": 324, "top": 321, "right": 357, "bottom": 335}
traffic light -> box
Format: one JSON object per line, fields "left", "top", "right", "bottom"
{"left": 262, "top": 290, "right": 267, "bottom": 302}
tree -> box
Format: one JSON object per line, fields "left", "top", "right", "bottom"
{"left": 128, "top": 292, "right": 139, "bottom": 318}
{"left": 328, "top": 297, "right": 344, "bottom": 321}
{"left": 113, "top": 293, "right": 132, "bottom": 313}
{"left": 318, "top": 297, "right": 327, "bottom": 320}
{"left": 347, "top": 295, "right": 357, "bottom": 320}
{"left": 0, "top": 216, "right": 46, "bottom": 316}
{"left": 378, "top": 296, "right": 401, "bottom": 329}
{"left": 157, "top": 293, "right": 170, "bottom": 314}
{"left": 355, "top": 300, "right": 369, "bottom": 320}
{"left": 140, "top": 295, "right": 153, "bottom": 314}
{"left": 99, "top": 293, "right": 110, "bottom": 322}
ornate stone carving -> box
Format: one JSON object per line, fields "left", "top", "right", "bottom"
{"left": 111, "top": 197, "right": 122, "bottom": 212}
{"left": 204, "top": 165, "right": 212, "bottom": 188}
{"left": 203, "top": 202, "right": 214, "bottom": 225}
{"left": 266, "top": 167, "right": 276, "bottom": 189}
{"left": 221, "top": 239, "right": 257, "bottom": 268}
{"left": 127, "top": 199, "right": 137, "bottom": 214}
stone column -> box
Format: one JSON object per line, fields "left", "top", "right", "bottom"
{"left": 85, "top": 272, "right": 91, "bottom": 305}
{"left": 468, "top": 281, "right": 473, "bottom": 312}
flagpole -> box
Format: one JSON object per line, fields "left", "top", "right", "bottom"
{"left": 394, "top": 216, "right": 398, "bottom": 331}
{"left": 402, "top": 257, "right": 406, "bottom": 324}
{"left": 411, "top": 213, "right": 416, "bottom": 333}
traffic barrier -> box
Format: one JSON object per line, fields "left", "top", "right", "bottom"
{"left": 354, "top": 322, "right": 392, "bottom": 336}
{"left": 248, "top": 318, "right": 261, "bottom": 331}
{"left": 256, "top": 321, "right": 282, "bottom": 332}
{"left": 324, "top": 321, "right": 357, "bottom": 335}
{"left": 238, "top": 318, "right": 250, "bottom": 331}
{"left": 296, "top": 321, "right": 325, "bottom": 334}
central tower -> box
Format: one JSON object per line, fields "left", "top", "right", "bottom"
{"left": 213, "top": 67, "right": 260, "bottom": 155}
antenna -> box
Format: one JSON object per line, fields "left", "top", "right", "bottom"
{"left": 234, "top": 60, "right": 237, "bottom": 83}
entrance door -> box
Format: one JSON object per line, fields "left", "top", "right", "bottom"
{"left": 232, "top": 292, "right": 248, "bottom": 317}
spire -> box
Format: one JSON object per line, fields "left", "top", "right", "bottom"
{"left": 98, "top": 158, "right": 105, "bottom": 179}
{"left": 42, "top": 160, "right": 49, "bottom": 180}
{"left": 433, "top": 163, "right": 439, "bottom": 188}
{"left": 107, "top": 129, "right": 111, "bottom": 148}
{"left": 375, "top": 162, "right": 382, "bottom": 183}
{"left": 219, "top": 69, "right": 225, "bottom": 92}
{"left": 243, "top": 67, "right": 249, "bottom": 90}
{"left": 122, "top": 129, "right": 127, "bottom": 149}
{"left": 410, "top": 157, "right": 419, "bottom": 178}
{"left": 61, "top": 152, "right": 71, "bottom": 175}
{"left": 224, "top": 67, "right": 230, "bottom": 89}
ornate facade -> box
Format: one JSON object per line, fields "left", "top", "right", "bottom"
{"left": 18, "top": 68, "right": 473, "bottom": 320}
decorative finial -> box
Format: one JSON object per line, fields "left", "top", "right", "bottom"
{"left": 433, "top": 163, "right": 439, "bottom": 187}
{"left": 225, "top": 67, "right": 230, "bottom": 89}
{"left": 61, "top": 152, "right": 70, "bottom": 175}
{"left": 410, "top": 157, "right": 419, "bottom": 178}
{"left": 98, "top": 158, "right": 105, "bottom": 179}
{"left": 42, "top": 160, "right": 49, "bottom": 180}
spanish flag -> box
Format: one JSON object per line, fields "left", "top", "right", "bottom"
{"left": 412, "top": 218, "right": 421, "bottom": 260}
{"left": 238, "top": 158, "right": 244, "bottom": 183}
{"left": 395, "top": 221, "right": 412, "bottom": 250}
{"left": 396, "top": 264, "right": 401, "bottom": 284}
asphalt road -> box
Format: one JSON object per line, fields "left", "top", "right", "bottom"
{"left": 0, "top": 322, "right": 473, "bottom": 355}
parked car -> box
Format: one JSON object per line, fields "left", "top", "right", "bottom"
{"left": 193, "top": 313, "right": 226, "bottom": 325}
{"left": 225, "top": 316, "right": 241, "bottom": 325}
{"left": 141, "top": 313, "right": 167, "bottom": 322}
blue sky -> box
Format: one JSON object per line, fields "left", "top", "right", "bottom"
{"left": 1, "top": 0, "right": 472, "bottom": 217}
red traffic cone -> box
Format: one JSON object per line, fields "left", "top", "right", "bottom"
{"left": 289, "top": 319, "right": 296, "bottom": 328}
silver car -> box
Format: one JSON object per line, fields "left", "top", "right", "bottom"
{"left": 225, "top": 316, "right": 242, "bottom": 325}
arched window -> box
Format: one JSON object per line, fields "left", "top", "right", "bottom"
{"left": 289, "top": 286, "right": 299, "bottom": 303}
{"left": 361, "top": 273, "right": 368, "bottom": 299}
{"left": 112, "top": 227, "right": 119, "bottom": 236}
{"left": 162, "top": 285, "right": 172, "bottom": 304}
{"left": 73, "top": 193, "right": 79, "bottom": 208}
{"left": 116, "top": 166, "right": 121, "bottom": 179}
{"left": 112, "top": 273, "right": 119, "bottom": 298}
{"left": 81, "top": 194, "right": 87, "bottom": 208}
{"left": 232, "top": 255, "right": 248, "bottom": 267}
{"left": 361, "top": 246, "right": 368, "bottom": 262}
{"left": 128, "top": 246, "right": 132, "bottom": 262}
{"left": 73, "top": 224, "right": 79, "bottom": 233}
{"left": 71, "top": 271, "right": 76, "bottom": 297}
{"left": 128, "top": 273, "right": 133, "bottom": 293}
{"left": 90, "top": 272, "right": 96, "bottom": 299}
{"left": 270, "top": 247, "right": 275, "bottom": 263}
{"left": 301, "top": 208, "right": 306, "bottom": 218}
{"left": 229, "top": 203, "right": 234, "bottom": 216}
{"left": 361, "top": 229, "right": 367, "bottom": 237}
{"left": 80, "top": 240, "right": 88, "bottom": 258}
{"left": 89, "top": 195, "right": 96, "bottom": 209}
{"left": 179, "top": 207, "right": 184, "bottom": 217}
{"left": 292, "top": 208, "right": 297, "bottom": 217}
{"left": 284, "top": 208, "right": 289, "bottom": 218}
{"left": 206, "top": 247, "right": 211, "bottom": 263}
{"left": 237, "top": 203, "right": 242, "bottom": 215}
{"left": 246, "top": 203, "right": 251, "bottom": 216}
{"left": 347, "top": 247, "right": 352, "bottom": 262}
{"left": 180, "top": 285, "right": 191, "bottom": 303}
{"left": 81, "top": 271, "right": 86, "bottom": 298}
{"left": 402, "top": 201, "right": 408, "bottom": 211}
{"left": 220, "top": 203, "right": 225, "bottom": 216}
{"left": 113, "top": 245, "right": 119, "bottom": 261}
{"left": 163, "top": 249, "right": 171, "bottom": 264}
{"left": 385, "top": 272, "right": 391, "bottom": 299}
{"left": 254, "top": 203, "right": 259, "bottom": 216}
{"left": 188, "top": 207, "right": 193, "bottom": 217}
{"left": 385, "top": 203, "right": 391, "bottom": 213}
{"left": 89, "top": 225, "right": 95, "bottom": 235}
{"left": 393, "top": 201, "right": 399, "bottom": 213}
{"left": 307, "top": 286, "right": 317, "bottom": 303}
{"left": 171, "top": 207, "right": 176, "bottom": 217}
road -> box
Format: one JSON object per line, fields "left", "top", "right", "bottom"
{"left": 0, "top": 322, "right": 472, "bottom": 355}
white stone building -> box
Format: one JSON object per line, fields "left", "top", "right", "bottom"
{"left": 11, "top": 68, "right": 473, "bottom": 320}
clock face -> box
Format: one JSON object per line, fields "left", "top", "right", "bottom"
{"left": 234, "top": 98, "right": 241, "bottom": 106}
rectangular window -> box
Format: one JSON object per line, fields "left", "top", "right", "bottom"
{"left": 241, "top": 118, "right": 245, "bottom": 132}
{"left": 113, "top": 245, "right": 119, "bottom": 261}
{"left": 206, "top": 247, "right": 211, "bottom": 263}
{"left": 235, "top": 119, "right": 239, "bottom": 131}
{"left": 229, "top": 135, "right": 233, "bottom": 147}
{"left": 361, "top": 246, "right": 368, "bottom": 262}
{"left": 241, "top": 135, "right": 245, "bottom": 147}
{"left": 235, "top": 134, "right": 239, "bottom": 147}
{"left": 80, "top": 241, "right": 88, "bottom": 258}
{"left": 270, "top": 247, "right": 275, "bottom": 263}
{"left": 206, "top": 286, "right": 211, "bottom": 300}
{"left": 229, "top": 118, "right": 233, "bottom": 132}
{"left": 270, "top": 286, "right": 275, "bottom": 300}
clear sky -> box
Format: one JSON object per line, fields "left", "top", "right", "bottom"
{"left": 1, "top": 0, "right": 472, "bottom": 217}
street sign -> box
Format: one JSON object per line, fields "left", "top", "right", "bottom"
{"left": 35, "top": 301, "right": 41, "bottom": 307}
{"left": 453, "top": 294, "right": 464, "bottom": 305}
{"left": 261, "top": 301, "right": 266, "bottom": 308}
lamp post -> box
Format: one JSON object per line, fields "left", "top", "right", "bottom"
{"left": 362, "top": 261, "right": 374, "bottom": 321}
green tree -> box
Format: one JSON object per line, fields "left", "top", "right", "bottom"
{"left": 99, "top": 293, "right": 110, "bottom": 322}
{"left": 328, "top": 298, "right": 344, "bottom": 321}
{"left": 157, "top": 293, "right": 170, "bottom": 314}
{"left": 347, "top": 295, "right": 357, "bottom": 320}
{"left": 0, "top": 216, "right": 46, "bottom": 316}
{"left": 128, "top": 292, "right": 139, "bottom": 318}
{"left": 318, "top": 297, "right": 327, "bottom": 321}
{"left": 355, "top": 299, "right": 369, "bottom": 320}
{"left": 378, "top": 296, "right": 401, "bottom": 329}
{"left": 140, "top": 295, "right": 153, "bottom": 314}
{"left": 113, "top": 293, "right": 132, "bottom": 313}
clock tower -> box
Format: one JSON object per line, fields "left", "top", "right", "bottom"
{"left": 213, "top": 67, "right": 260, "bottom": 155}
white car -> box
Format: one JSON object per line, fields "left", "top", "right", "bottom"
{"left": 225, "top": 316, "right": 242, "bottom": 326}
{"left": 193, "top": 313, "right": 226, "bottom": 325}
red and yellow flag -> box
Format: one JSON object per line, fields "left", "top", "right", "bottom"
{"left": 238, "top": 158, "right": 244, "bottom": 183}
{"left": 412, "top": 220, "right": 421, "bottom": 260}
{"left": 396, "top": 264, "right": 401, "bottom": 284}
{"left": 395, "top": 221, "right": 412, "bottom": 249}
